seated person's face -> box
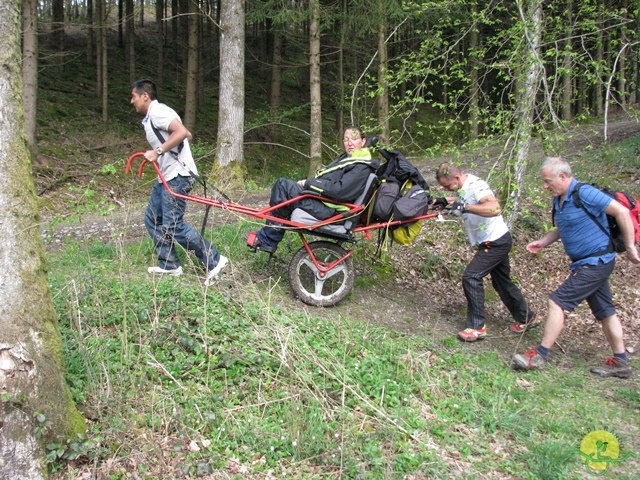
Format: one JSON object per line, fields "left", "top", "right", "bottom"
{"left": 343, "top": 129, "right": 366, "bottom": 155}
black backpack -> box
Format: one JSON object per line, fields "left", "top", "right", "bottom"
{"left": 371, "top": 149, "right": 430, "bottom": 222}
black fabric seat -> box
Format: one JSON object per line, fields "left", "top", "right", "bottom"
{"left": 290, "top": 173, "right": 379, "bottom": 236}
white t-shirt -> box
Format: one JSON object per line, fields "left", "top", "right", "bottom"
{"left": 457, "top": 174, "right": 509, "bottom": 246}
{"left": 142, "top": 100, "right": 198, "bottom": 181}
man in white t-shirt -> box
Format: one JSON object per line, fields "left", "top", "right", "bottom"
{"left": 434, "top": 163, "right": 537, "bottom": 341}
{"left": 130, "top": 79, "right": 227, "bottom": 286}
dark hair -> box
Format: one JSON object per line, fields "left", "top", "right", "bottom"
{"left": 435, "top": 162, "right": 461, "bottom": 181}
{"left": 131, "top": 79, "right": 158, "bottom": 100}
{"left": 344, "top": 126, "right": 365, "bottom": 139}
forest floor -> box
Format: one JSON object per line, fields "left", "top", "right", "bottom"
{"left": 38, "top": 118, "right": 640, "bottom": 361}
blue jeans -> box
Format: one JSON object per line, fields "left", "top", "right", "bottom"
{"left": 145, "top": 176, "right": 220, "bottom": 270}
{"left": 256, "top": 177, "right": 336, "bottom": 250}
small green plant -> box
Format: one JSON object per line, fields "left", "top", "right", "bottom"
{"left": 46, "top": 433, "right": 106, "bottom": 464}
{"left": 100, "top": 164, "right": 117, "bottom": 175}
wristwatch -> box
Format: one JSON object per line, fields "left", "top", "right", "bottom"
{"left": 155, "top": 146, "right": 164, "bottom": 155}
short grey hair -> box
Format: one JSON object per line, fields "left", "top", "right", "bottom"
{"left": 542, "top": 156, "right": 572, "bottom": 177}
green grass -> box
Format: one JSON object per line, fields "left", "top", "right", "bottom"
{"left": 45, "top": 219, "right": 640, "bottom": 479}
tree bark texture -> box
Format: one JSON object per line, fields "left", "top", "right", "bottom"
{"left": 0, "top": 0, "right": 85, "bottom": 477}
{"left": 377, "top": 4, "right": 389, "bottom": 145}
{"left": 52, "top": 0, "right": 64, "bottom": 51}
{"left": 184, "top": 0, "right": 199, "bottom": 131}
{"left": 22, "top": 0, "right": 38, "bottom": 152}
{"left": 155, "top": 0, "right": 164, "bottom": 84}
{"left": 95, "top": 0, "right": 102, "bottom": 95}
{"left": 100, "top": 0, "right": 108, "bottom": 121}
{"left": 468, "top": 3, "right": 479, "bottom": 141}
{"left": 216, "top": 0, "right": 245, "bottom": 167}
{"left": 506, "top": 0, "right": 543, "bottom": 228}
{"left": 269, "top": 30, "right": 282, "bottom": 138}
{"left": 308, "top": 0, "right": 322, "bottom": 175}
{"left": 561, "top": 0, "right": 572, "bottom": 121}
{"left": 126, "top": 0, "right": 135, "bottom": 82}
{"left": 86, "top": 0, "right": 93, "bottom": 64}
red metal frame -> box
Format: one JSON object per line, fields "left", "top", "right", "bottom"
{"left": 126, "top": 152, "right": 439, "bottom": 276}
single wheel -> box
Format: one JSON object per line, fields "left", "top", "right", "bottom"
{"left": 288, "top": 241, "right": 355, "bottom": 307}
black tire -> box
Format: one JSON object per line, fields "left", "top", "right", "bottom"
{"left": 288, "top": 241, "right": 355, "bottom": 307}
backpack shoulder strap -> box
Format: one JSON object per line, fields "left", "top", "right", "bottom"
{"left": 149, "top": 120, "right": 166, "bottom": 146}
{"left": 571, "top": 182, "right": 585, "bottom": 208}
{"left": 572, "top": 183, "right": 609, "bottom": 236}
{"left": 571, "top": 182, "right": 614, "bottom": 258}
{"left": 149, "top": 120, "right": 185, "bottom": 156}
{"left": 148, "top": 120, "right": 204, "bottom": 188}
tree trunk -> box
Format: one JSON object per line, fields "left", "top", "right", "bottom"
{"left": 337, "top": 0, "right": 346, "bottom": 135}
{"left": 184, "top": 0, "right": 199, "bottom": 130}
{"left": 506, "top": 0, "right": 543, "bottom": 228}
{"left": 52, "top": 0, "right": 65, "bottom": 51}
{"left": 0, "top": 2, "right": 86, "bottom": 476}
{"left": 308, "top": 0, "right": 322, "bottom": 175}
{"left": 216, "top": 0, "right": 245, "bottom": 167}
{"left": 86, "top": 0, "right": 94, "bottom": 64}
{"left": 561, "top": 0, "right": 573, "bottom": 121}
{"left": 468, "top": 3, "right": 479, "bottom": 141}
{"left": 269, "top": 29, "right": 282, "bottom": 111}
{"left": 377, "top": 2, "right": 389, "bottom": 145}
{"left": 269, "top": 29, "right": 282, "bottom": 138}
{"left": 595, "top": 16, "right": 604, "bottom": 117}
{"left": 156, "top": 0, "right": 164, "bottom": 84}
{"left": 96, "top": 0, "right": 103, "bottom": 95}
{"left": 178, "top": 0, "right": 189, "bottom": 72}
{"left": 22, "top": 0, "right": 38, "bottom": 153}
{"left": 126, "top": 0, "right": 136, "bottom": 82}
{"left": 171, "top": 0, "right": 179, "bottom": 63}
{"left": 118, "top": 0, "right": 124, "bottom": 47}
{"left": 100, "top": 0, "right": 108, "bottom": 121}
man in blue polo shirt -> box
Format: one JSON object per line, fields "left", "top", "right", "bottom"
{"left": 513, "top": 157, "right": 639, "bottom": 377}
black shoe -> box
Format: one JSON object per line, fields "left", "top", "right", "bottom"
{"left": 245, "top": 231, "right": 276, "bottom": 254}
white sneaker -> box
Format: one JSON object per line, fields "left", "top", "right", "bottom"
{"left": 205, "top": 256, "right": 229, "bottom": 286}
{"left": 148, "top": 266, "right": 183, "bottom": 276}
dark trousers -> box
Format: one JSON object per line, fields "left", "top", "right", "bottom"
{"left": 462, "top": 232, "right": 535, "bottom": 329}
{"left": 257, "top": 178, "right": 335, "bottom": 249}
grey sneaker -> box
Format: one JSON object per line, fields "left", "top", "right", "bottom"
{"left": 590, "top": 357, "right": 632, "bottom": 378}
{"left": 148, "top": 265, "right": 183, "bottom": 276}
{"left": 512, "top": 348, "right": 546, "bottom": 370}
{"left": 205, "top": 255, "right": 229, "bottom": 286}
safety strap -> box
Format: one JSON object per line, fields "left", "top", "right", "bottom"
{"left": 149, "top": 120, "right": 206, "bottom": 189}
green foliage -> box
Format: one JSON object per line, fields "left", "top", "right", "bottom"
{"left": 46, "top": 215, "right": 640, "bottom": 477}
{"left": 46, "top": 433, "right": 107, "bottom": 465}
{"left": 32, "top": 5, "right": 640, "bottom": 477}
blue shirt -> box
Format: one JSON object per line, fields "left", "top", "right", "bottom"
{"left": 554, "top": 179, "right": 615, "bottom": 269}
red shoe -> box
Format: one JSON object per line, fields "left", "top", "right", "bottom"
{"left": 512, "top": 348, "right": 546, "bottom": 370}
{"left": 245, "top": 231, "right": 276, "bottom": 254}
{"left": 457, "top": 326, "right": 487, "bottom": 342}
{"left": 509, "top": 316, "right": 541, "bottom": 333}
